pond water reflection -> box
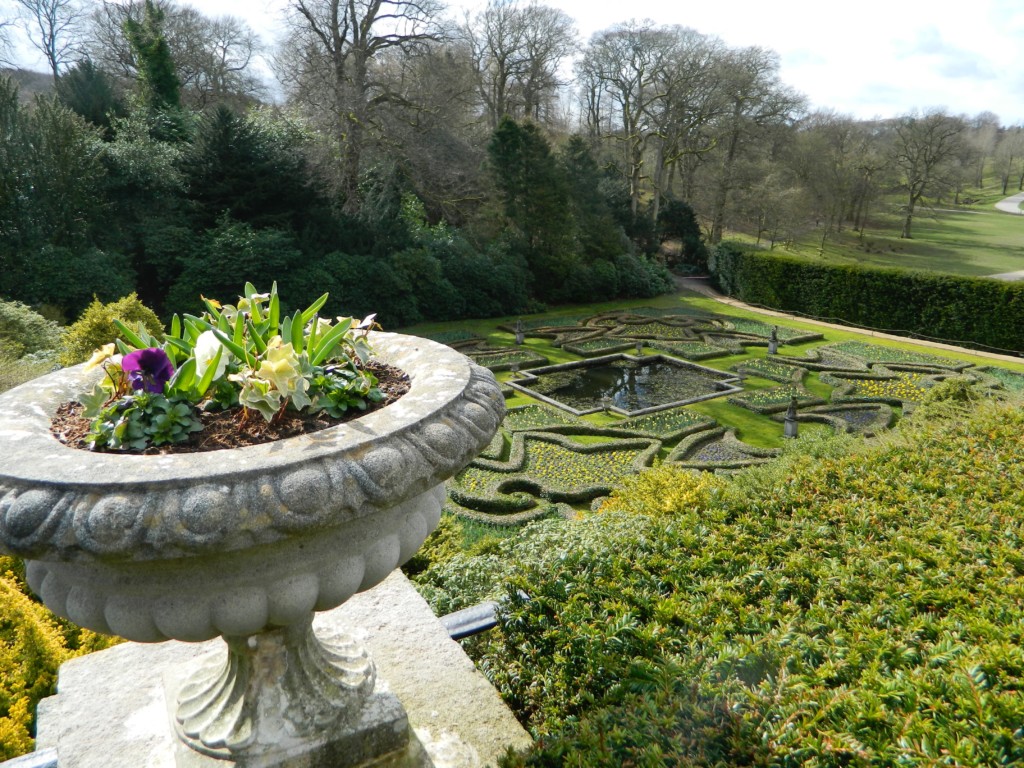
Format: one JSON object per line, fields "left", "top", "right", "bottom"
{"left": 512, "top": 355, "right": 740, "bottom": 415}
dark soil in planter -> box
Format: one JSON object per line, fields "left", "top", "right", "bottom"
{"left": 50, "top": 362, "right": 410, "bottom": 455}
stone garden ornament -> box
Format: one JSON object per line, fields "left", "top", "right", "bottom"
{"left": 0, "top": 307, "right": 504, "bottom": 765}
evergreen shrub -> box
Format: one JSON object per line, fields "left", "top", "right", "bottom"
{"left": 448, "top": 401, "right": 1024, "bottom": 766}
{"left": 0, "top": 300, "right": 63, "bottom": 358}
{"left": 59, "top": 293, "right": 164, "bottom": 366}
{"left": 709, "top": 242, "right": 1024, "bottom": 352}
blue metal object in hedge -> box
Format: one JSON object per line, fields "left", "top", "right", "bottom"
{"left": 441, "top": 601, "right": 499, "bottom": 640}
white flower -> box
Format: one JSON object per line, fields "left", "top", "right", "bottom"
{"left": 195, "top": 331, "right": 229, "bottom": 382}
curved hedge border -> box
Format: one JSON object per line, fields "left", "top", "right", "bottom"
{"left": 453, "top": 431, "right": 662, "bottom": 506}
{"left": 666, "top": 427, "right": 780, "bottom": 469}
{"left": 645, "top": 340, "right": 729, "bottom": 361}
{"left": 732, "top": 357, "right": 807, "bottom": 384}
{"left": 443, "top": 499, "right": 571, "bottom": 527}
{"left": 709, "top": 242, "right": 1024, "bottom": 353}
{"left": 728, "top": 383, "right": 827, "bottom": 414}
{"left": 479, "top": 429, "right": 508, "bottom": 460}
{"left": 773, "top": 403, "right": 896, "bottom": 436}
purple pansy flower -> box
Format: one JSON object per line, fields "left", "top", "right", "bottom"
{"left": 121, "top": 348, "right": 175, "bottom": 394}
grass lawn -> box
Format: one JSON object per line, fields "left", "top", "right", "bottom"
{"left": 735, "top": 187, "right": 1024, "bottom": 278}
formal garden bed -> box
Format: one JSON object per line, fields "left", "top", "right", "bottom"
{"left": 826, "top": 370, "right": 938, "bottom": 404}
{"left": 448, "top": 431, "right": 661, "bottom": 514}
{"left": 666, "top": 426, "right": 781, "bottom": 469}
{"left": 428, "top": 305, "right": 1024, "bottom": 527}
{"left": 774, "top": 402, "right": 896, "bottom": 436}
{"left": 645, "top": 339, "right": 730, "bottom": 360}
{"left": 826, "top": 340, "right": 974, "bottom": 370}
{"left": 467, "top": 347, "right": 548, "bottom": 371}
{"left": 561, "top": 337, "right": 639, "bottom": 356}
{"left": 975, "top": 365, "right": 1024, "bottom": 392}
{"left": 727, "top": 383, "right": 827, "bottom": 413}
{"left": 731, "top": 356, "right": 807, "bottom": 383}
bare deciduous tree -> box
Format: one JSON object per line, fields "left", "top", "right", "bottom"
{"left": 14, "top": 0, "right": 89, "bottom": 80}
{"left": 577, "top": 21, "right": 677, "bottom": 216}
{"left": 889, "top": 109, "right": 967, "bottom": 239}
{"left": 994, "top": 126, "right": 1024, "bottom": 195}
{"left": 85, "top": 0, "right": 261, "bottom": 106}
{"left": 706, "top": 46, "right": 804, "bottom": 243}
{"left": 0, "top": 14, "right": 15, "bottom": 66}
{"left": 460, "top": 0, "right": 575, "bottom": 129}
{"left": 279, "top": 0, "right": 444, "bottom": 210}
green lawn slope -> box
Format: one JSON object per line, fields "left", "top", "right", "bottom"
{"left": 740, "top": 206, "right": 1024, "bottom": 279}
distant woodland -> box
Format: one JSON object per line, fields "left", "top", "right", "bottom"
{"left": 2, "top": 0, "right": 1023, "bottom": 325}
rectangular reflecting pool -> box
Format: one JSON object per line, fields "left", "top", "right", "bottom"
{"left": 510, "top": 354, "right": 742, "bottom": 416}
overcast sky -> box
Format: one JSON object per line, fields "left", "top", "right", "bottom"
{"left": 6, "top": 0, "right": 1024, "bottom": 125}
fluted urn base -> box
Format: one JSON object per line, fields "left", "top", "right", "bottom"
{"left": 174, "top": 617, "right": 407, "bottom": 765}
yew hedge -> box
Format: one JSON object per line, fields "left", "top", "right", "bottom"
{"left": 709, "top": 243, "right": 1024, "bottom": 352}
{"left": 417, "top": 400, "right": 1024, "bottom": 767}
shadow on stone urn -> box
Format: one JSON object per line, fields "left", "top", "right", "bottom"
{"left": 0, "top": 333, "right": 504, "bottom": 766}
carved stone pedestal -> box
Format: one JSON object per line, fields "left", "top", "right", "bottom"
{"left": 173, "top": 619, "right": 403, "bottom": 766}
{"left": 37, "top": 572, "right": 533, "bottom": 768}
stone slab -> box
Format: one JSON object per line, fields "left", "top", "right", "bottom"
{"left": 36, "top": 571, "right": 531, "bottom": 768}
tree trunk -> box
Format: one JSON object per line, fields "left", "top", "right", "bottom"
{"left": 901, "top": 204, "right": 914, "bottom": 239}
{"left": 709, "top": 125, "right": 740, "bottom": 244}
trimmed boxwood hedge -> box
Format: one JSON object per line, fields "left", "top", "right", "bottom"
{"left": 419, "top": 400, "right": 1024, "bottom": 767}
{"left": 709, "top": 242, "right": 1024, "bottom": 352}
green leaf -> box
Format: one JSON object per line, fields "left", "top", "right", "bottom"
{"left": 170, "top": 314, "right": 181, "bottom": 339}
{"left": 300, "top": 293, "right": 329, "bottom": 326}
{"left": 290, "top": 309, "right": 303, "bottom": 353}
{"left": 112, "top": 319, "right": 147, "bottom": 350}
{"left": 244, "top": 281, "right": 258, "bottom": 299}
{"left": 269, "top": 288, "right": 280, "bottom": 334}
{"left": 310, "top": 318, "right": 354, "bottom": 366}
{"left": 164, "top": 336, "right": 192, "bottom": 358}
{"left": 167, "top": 357, "right": 196, "bottom": 394}
{"left": 78, "top": 383, "right": 110, "bottom": 418}
{"left": 212, "top": 329, "right": 251, "bottom": 367}
{"left": 232, "top": 310, "right": 245, "bottom": 347}
{"left": 193, "top": 345, "right": 223, "bottom": 397}
{"left": 308, "top": 315, "right": 320, "bottom": 352}
{"left": 183, "top": 314, "right": 212, "bottom": 331}
{"left": 246, "top": 319, "right": 268, "bottom": 355}
{"left": 201, "top": 296, "right": 223, "bottom": 323}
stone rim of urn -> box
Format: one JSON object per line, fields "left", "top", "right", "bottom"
{"left": 0, "top": 332, "right": 505, "bottom": 763}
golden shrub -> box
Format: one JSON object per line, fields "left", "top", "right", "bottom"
{"left": 597, "top": 464, "right": 726, "bottom": 518}
{"left": 58, "top": 294, "right": 163, "bottom": 367}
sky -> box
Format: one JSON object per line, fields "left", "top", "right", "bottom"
{"left": 5, "top": 0, "right": 1024, "bottom": 125}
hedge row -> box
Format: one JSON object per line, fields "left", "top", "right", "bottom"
{"left": 709, "top": 243, "right": 1024, "bottom": 353}
{"left": 667, "top": 427, "right": 781, "bottom": 469}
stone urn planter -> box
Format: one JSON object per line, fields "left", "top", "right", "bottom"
{"left": 0, "top": 332, "right": 504, "bottom": 765}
